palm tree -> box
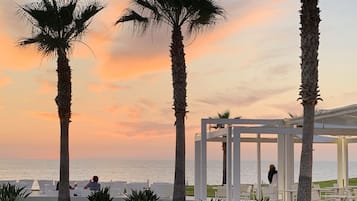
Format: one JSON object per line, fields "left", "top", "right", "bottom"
{"left": 297, "top": 0, "right": 321, "bottom": 201}
{"left": 211, "top": 111, "right": 230, "bottom": 185}
{"left": 18, "top": 1, "right": 103, "bottom": 201}
{"left": 115, "top": 1, "right": 224, "bottom": 200}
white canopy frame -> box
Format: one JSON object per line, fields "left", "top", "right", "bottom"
{"left": 194, "top": 104, "right": 357, "bottom": 201}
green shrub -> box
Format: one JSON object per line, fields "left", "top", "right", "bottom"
{"left": 87, "top": 187, "right": 113, "bottom": 201}
{"left": 124, "top": 189, "right": 159, "bottom": 201}
{"left": 0, "top": 183, "right": 30, "bottom": 201}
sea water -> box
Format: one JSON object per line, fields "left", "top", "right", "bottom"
{"left": 0, "top": 159, "right": 356, "bottom": 185}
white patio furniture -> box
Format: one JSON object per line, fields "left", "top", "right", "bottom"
{"left": 38, "top": 179, "right": 56, "bottom": 194}
{"left": 17, "top": 179, "right": 34, "bottom": 192}
{"left": 214, "top": 185, "right": 226, "bottom": 201}
{"left": 150, "top": 182, "right": 173, "bottom": 199}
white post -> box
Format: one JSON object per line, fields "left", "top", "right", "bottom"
{"left": 233, "top": 127, "right": 241, "bottom": 201}
{"left": 227, "top": 126, "right": 232, "bottom": 201}
{"left": 337, "top": 138, "right": 343, "bottom": 187}
{"left": 277, "top": 133, "right": 285, "bottom": 201}
{"left": 257, "top": 133, "right": 262, "bottom": 200}
{"left": 200, "top": 120, "right": 207, "bottom": 201}
{"left": 342, "top": 137, "right": 349, "bottom": 187}
{"left": 194, "top": 139, "right": 201, "bottom": 201}
{"left": 285, "top": 133, "right": 294, "bottom": 201}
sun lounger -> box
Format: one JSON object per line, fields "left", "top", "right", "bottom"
{"left": 38, "top": 180, "right": 56, "bottom": 195}
{"left": 17, "top": 179, "right": 34, "bottom": 192}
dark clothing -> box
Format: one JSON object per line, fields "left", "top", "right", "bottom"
{"left": 268, "top": 169, "right": 277, "bottom": 184}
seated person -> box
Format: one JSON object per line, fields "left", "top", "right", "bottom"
{"left": 56, "top": 182, "right": 78, "bottom": 190}
{"left": 84, "top": 176, "right": 101, "bottom": 191}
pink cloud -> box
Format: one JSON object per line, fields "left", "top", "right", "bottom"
{"left": 91, "top": 1, "right": 283, "bottom": 81}
{"left": 87, "top": 82, "right": 127, "bottom": 92}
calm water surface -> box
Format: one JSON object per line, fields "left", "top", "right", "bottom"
{"left": 0, "top": 159, "right": 356, "bottom": 185}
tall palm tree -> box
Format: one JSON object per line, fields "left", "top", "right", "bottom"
{"left": 115, "top": 1, "right": 224, "bottom": 200}
{"left": 18, "top": 1, "right": 103, "bottom": 201}
{"left": 211, "top": 111, "right": 231, "bottom": 185}
{"left": 297, "top": 0, "right": 321, "bottom": 201}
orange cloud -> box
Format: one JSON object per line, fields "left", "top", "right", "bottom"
{"left": 88, "top": 82, "right": 128, "bottom": 92}
{"left": 92, "top": 0, "right": 283, "bottom": 81}
{"left": 0, "top": 33, "right": 43, "bottom": 71}
{"left": 37, "top": 78, "right": 56, "bottom": 94}
{"left": 33, "top": 112, "right": 58, "bottom": 121}
{"left": 0, "top": 77, "right": 11, "bottom": 88}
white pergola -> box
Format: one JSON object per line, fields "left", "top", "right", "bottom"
{"left": 194, "top": 104, "right": 357, "bottom": 201}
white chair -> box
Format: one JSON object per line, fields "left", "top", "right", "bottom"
{"left": 240, "top": 184, "right": 253, "bottom": 200}
{"left": 73, "top": 180, "right": 90, "bottom": 189}
{"left": 38, "top": 179, "right": 56, "bottom": 194}
{"left": 150, "top": 182, "right": 173, "bottom": 199}
{"left": 126, "top": 182, "right": 149, "bottom": 196}
{"left": 17, "top": 179, "right": 34, "bottom": 192}
{"left": 80, "top": 189, "right": 93, "bottom": 197}
{"left": 214, "top": 185, "right": 226, "bottom": 201}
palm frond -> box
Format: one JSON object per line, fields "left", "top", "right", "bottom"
{"left": 73, "top": 2, "right": 104, "bottom": 38}
{"left": 115, "top": 9, "right": 148, "bottom": 24}
{"left": 135, "top": 0, "right": 163, "bottom": 22}
{"left": 21, "top": 6, "right": 58, "bottom": 30}
{"left": 59, "top": 0, "right": 77, "bottom": 26}
{"left": 187, "top": 0, "right": 225, "bottom": 33}
{"left": 19, "top": 33, "right": 60, "bottom": 55}
{"left": 115, "top": 9, "right": 149, "bottom": 33}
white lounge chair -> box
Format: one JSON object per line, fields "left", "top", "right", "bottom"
{"left": 150, "top": 182, "right": 173, "bottom": 199}
{"left": 38, "top": 179, "right": 56, "bottom": 194}
{"left": 72, "top": 180, "right": 90, "bottom": 189}
{"left": 214, "top": 185, "right": 226, "bottom": 201}
{"left": 17, "top": 179, "right": 34, "bottom": 192}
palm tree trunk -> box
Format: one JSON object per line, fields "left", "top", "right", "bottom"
{"left": 297, "top": 104, "right": 315, "bottom": 201}
{"left": 297, "top": 1, "right": 320, "bottom": 201}
{"left": 171, "top": 25, "right": 187, "bottom": 201}
{"left": 56, "top": 49, "right": 71, "bottom": 201}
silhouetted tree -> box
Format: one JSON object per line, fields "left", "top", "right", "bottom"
{"left": 211, "top": 111, "right": 240, "bottom": 185}
{"left": 297, "top": 0, "right": 321, "bottom": 201}
{"left": 18, "top": 1, "right": 103, "bottom": 201}
{"left": 116, "top": 1, "right": 224, "bottom": 200}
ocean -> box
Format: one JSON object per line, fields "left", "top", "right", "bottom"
{"left": 0, "top": 159, "right": 356, "bottom": 185}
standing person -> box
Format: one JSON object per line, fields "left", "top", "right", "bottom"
{"left": 268, "top": 164, "right": 278, "bottom": 184}
{"left": 268, "top": 164, "right": 278, "bottom": 201}
{"left": 84, "top": 176, "right": 101, "bottom": 191}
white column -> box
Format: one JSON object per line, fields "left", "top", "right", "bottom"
{"left": 257, "top": 134, "right": 262, "bottom": 200}
{"left": 233, "top": 127, "right": 241, "bottom": 201}
{"left": 200, "top": 120, "right": 207, "bottom": 201}
{"left": 337, "top": 138, "right": 343, "bottom": 187}
{"left": 227, "top": 126, "right": 232, "bottom": 201}
{"left": 342, "top": 137, "right": 348, "bottom": 186}
{"left": 194, "top": 139, "right": 201, "bottom": 201}
{"left": 285, "top": 134, "right": 294, "bottom": 201}
{"left": 277, "top": 133, "right": 285, "bottom": 201}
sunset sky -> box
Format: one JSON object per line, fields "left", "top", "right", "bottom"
{"left": 0, "top": 0, "right": 357, "bottom": 162}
